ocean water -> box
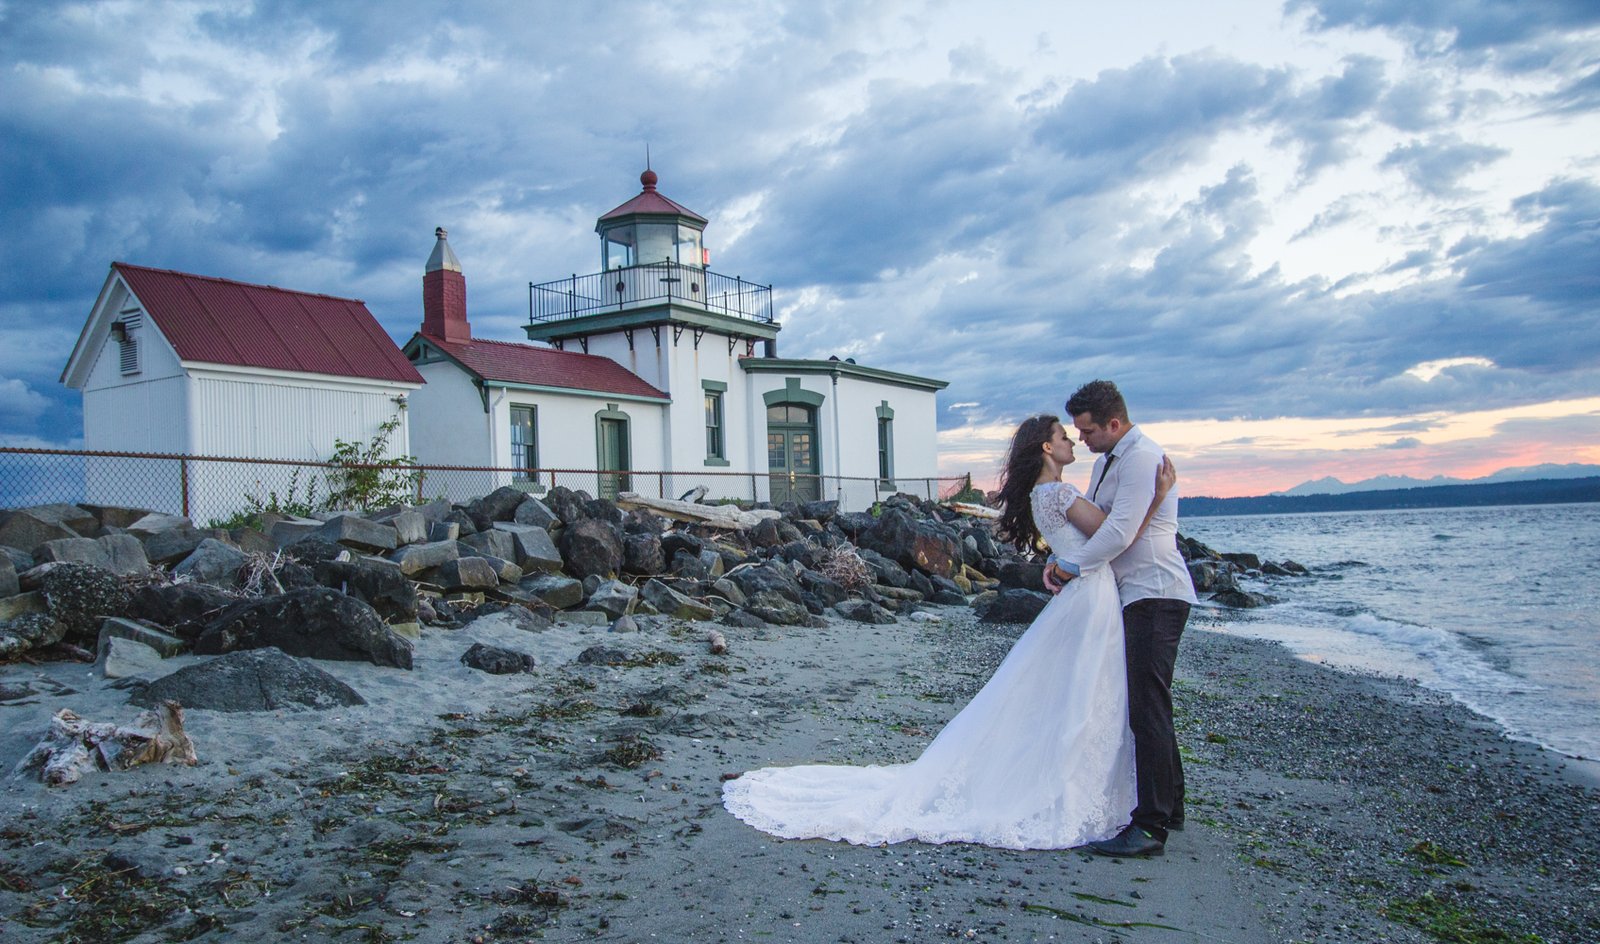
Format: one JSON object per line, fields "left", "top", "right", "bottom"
{"left": 1177, "top": 503, "right": 1600, "bottom": 762}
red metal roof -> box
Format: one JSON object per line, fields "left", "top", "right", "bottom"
{"left": 113, "top": 263, "right": 424, "bottom": 384}
{"left": 598, "top": 170, "right": 708, "bottom": 225}
{"left": 419, "top": 335, "right": 669, "bottom": 401}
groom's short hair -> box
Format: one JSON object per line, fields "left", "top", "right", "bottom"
{"left": 1066, "top": 380, "right": 1129, "bottom": 427}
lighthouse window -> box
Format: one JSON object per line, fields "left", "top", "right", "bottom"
{"left": 676, "top": 226, "right": 702, "bottom": 268}
{"left": 604, "top": 231, "right": 635, "bottom": 270}
{"left": 635, "top": 223, "right": 676, "bottom": 266}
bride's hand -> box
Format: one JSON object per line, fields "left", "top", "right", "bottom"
{"left": 1154, "top": 455, "right": 1177, "bottom": 500}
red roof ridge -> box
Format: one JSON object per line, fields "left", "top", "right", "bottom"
{"left": 417, "top": 332, "right": 668, "bottom": 401}
{"left": 112, "top": 261, "right": 369, "bottom": 306}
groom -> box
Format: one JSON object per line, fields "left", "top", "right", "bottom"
{"left": 1044, "top": 380, "right": 1197, "bottom": 857}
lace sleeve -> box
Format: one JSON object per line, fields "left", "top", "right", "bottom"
{"left": 1031, "top": 481, "right": 1082, "bottom": 532}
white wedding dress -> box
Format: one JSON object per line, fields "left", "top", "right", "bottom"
{"left": 722, "top": 481, "right": 1136, "bottom": 849}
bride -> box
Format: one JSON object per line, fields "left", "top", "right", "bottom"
{"left": 722, "top": 414, "right": 1176, "bottom": 849}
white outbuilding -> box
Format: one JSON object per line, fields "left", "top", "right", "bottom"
{"left": 61, "top": 263, "right": 424, "bottom": 522}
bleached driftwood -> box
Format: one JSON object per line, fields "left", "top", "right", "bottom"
{"left": 15, "top": 701, "right": 198, "bottom": 786}
{"left": 945, "top": 501, "right": 1000, "bottom": 519}
{"left": 615, "top": 492, "right": 782, "bottom": 531}
{"left": 706, "top": 630, "right": 728, "bottom": 655}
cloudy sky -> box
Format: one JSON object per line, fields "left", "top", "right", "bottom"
{"left": 3, "top": 0, "right": 1598, "bottom": 497}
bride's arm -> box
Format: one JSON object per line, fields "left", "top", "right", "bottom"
{"left": 1063, "top": 456, "right": 1177, "bottom": 539}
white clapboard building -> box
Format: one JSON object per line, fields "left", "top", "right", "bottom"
{"left": 61, "top": 264, "right": 424, "bottom": 522}
{"left": 403, "top": 169, "right": 947, "bottom": 506}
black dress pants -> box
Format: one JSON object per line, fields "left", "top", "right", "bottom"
{"left": 1122, "top": 597, "right": 1190, "bottom": 842}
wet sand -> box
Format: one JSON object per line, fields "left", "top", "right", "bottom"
{"left": 2, "top": 604, "right": 1595, "bottom": 943}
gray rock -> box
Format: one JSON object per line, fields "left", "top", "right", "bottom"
{"left": 622, "top": 532, "right": 665, "bottom": 576}
{"left": 97, "top": 617, "right": 185, "bottom": 657}
{"left": 461, "top": 528, "right": 515, "bottom": 561}
{"left": 41, "top": 563, "right": 133, "bottom": 645}
{"left": 513, "top": 496, "right": 559, "bottom": 530}
{"left": 97, "top": 636, "right": 164, "bottom": 679}
{"left": 312, "top": 558, "right": 419, "bottom": 623}
{"left": 432, "top": 557, "right": 500, "bottom": 591}
{"left": 0, "top": 590, "right": 45, "bottom": 621}
{"left": 34, "top": 536, "right": 111, "bottom": 568}
{"left": 194, "top": 588, "right": 413, "bottom": 669}
{"left": 125, "top": 512, "right": 192, "bottom": 535}
{"left": 131, "top": 647, "right": 367, "bottom": 711}
{"left": 477, "top": 554, "right": 524, "bottom": 585}
{"left": 427, "top": 519, "right": 461, "bottom": 543}
{"left": 0, "top": 508, "right": 86, "bottom": 550}
{"left": 388, "top": 540, "right": 459, "bottom": 575}
{"left": 640, "top": 579, "right": 714, "bottom": 620}
{"left": 1211, "top": 588, "right": 1270, "bottom": 608}
{"left": 998, "top": 561, "right": 1046, "bottom": 591}
{"left": 721, "top": 609, "right": 767, "bottom": 629}
{"left": 0, "top": 545, "right": 33, "bottom": 574}
{"left": 560, "top": 517, "right": 623, "bottom": 580}
{"left": 316, "top": 515, "right": 398, "bottom": 552}
{"left": 145, "top": 526, "right": 221, "bottom": 565}
{"left": 834, "top": 600, "right": 898, "bottom": 624}
{"left": 560, "top": 610, "right": 611, "bottom": 627}
{"left": 0, "top": 612, "right": 65, "bottom": 657}
{"left": 97, "top": 533, "right": 150, "bottom": 575}
{"left": 475, "top": 486, "right": 530, "bottom": 523}
{"left": 575, "top": 644, "right": 632, "bottom": 665}
{"left": 743, "top": 589, "right": 811, "bottom": 626}
{"left": 978, "top": 588, "right": 1051, "bottom": 624}
{"left": 710, "top": 577, "right": 746, "bottom": 606}
{"left": 609, "top": 614, "right": 640, "bottom": 634}
{"left": 174, "top": 538, "right": 249, "bottom": 588}
{"left": 129, "top": 583, "right": 237, "bottom": 642}
{"left": 494, "top": 522, "right": 564, "bottom": 573}
{"left": 0, "top": 556, "right": 16, "bottom": 598}
{"left": 519, "top": 573, "right": 585, "bottom": 609}
{"left": 390, "top": 511, "right": 429, "bottom": 546}
{"left": 460, "top": 642, "right": 537, "bottom": 674}
{"left": 586, "top": 579, "right": 638, "bottom": 619}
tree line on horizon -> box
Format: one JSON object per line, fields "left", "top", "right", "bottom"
{"left": 1180, "top": 476, "right": 1600, "bottom": 517}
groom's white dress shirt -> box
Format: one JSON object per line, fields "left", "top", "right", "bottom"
{"left": 1060, "top": 426, "right": 1198, "bottom": 607}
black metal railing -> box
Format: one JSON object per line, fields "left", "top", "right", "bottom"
{"left": 529, "top": 262, "right": 773, "bottom": 324}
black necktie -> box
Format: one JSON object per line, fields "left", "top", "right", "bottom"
{"left": 1091, "top": 452, "right": 1117, "bottom": 501}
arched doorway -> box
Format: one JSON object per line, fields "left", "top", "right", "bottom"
{"left": 764, "top": 384, "right": 824, "bottom": 503}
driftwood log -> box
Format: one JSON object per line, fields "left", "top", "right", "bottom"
{"left": 615, "top": 492, "right": 783, "bottom": 531}
{"left": 945, "top": 501, "right": 1000, "bottom": 520}
{"left": 16, "top": 700, "right": 198, "bottom": 786}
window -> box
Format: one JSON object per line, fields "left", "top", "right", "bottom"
{"left": 876, "top": 401, "right": 895, "bottom": 484}
{"left": 510, "top": 406, "right": 538, "bottom": 482}
{"left": 705, "top": 392, "right": 724, "bottom": 459}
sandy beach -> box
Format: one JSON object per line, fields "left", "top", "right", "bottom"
{"left": 2, "top": 602, "right": 1596, "bottom": 943}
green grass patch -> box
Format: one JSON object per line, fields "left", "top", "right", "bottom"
{"left": 1383, "top": 892, "right": 1543, "bottom": 943}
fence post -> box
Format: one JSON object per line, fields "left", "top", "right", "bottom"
{"left": 179, "top": 458, "right": 190, "bottom": 518}
{"left": 658, "top": 473, "right": 665, "bottom": 500}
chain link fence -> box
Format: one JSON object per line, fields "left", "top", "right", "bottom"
{"left": 0, "top": 447, "right": 973, "bottom": 527}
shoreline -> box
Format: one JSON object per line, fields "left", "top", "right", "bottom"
{"left": 2, "top": 605, "right": 1597, "bottom": 943}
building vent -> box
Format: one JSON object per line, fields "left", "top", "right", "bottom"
{"left": 116, "top": 310, "right": 142, "bottom": 375}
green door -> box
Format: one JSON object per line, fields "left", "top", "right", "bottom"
{"left": 766, "top": 403, "right": 820, "bottom": 503}
{"left": 597, "top": 417, "right": 631, "bottom": 500}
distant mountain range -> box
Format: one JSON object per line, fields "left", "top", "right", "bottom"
{"left": 1182, "top": 475, "right": 1600, "bottom": 517}
{"left": 1273, "top": 463, "right": 1600, "bottom": 496}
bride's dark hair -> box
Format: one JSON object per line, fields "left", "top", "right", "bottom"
{"left": 996, "top": 414, "right": 1060, "bottom": 553}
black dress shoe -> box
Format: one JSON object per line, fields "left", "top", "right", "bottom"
{"left": 1089, "top": 825, "right": 1165, "bottom": 858}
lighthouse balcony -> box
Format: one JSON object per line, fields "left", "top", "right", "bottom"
{"left": 529, "top": 261, "right": 773, "bottom": 326}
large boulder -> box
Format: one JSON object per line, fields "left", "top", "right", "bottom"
{"left": 978, "top": 588, "right": 1051, "bottom": 624}
{"left": 520, "top": 573, "right": 585, "bottom": 609}
{"left": 460, "top": 528, "right": 515, "bottom": 561}
{"left": 1186, "top": 561, "right": 1240, "bottom": 594}
{"left": 858, "top": 507, "right": 960, "bottom": 579}
{"left": 97, "top": 617, "right": 185, "bottom": 658}
{"left": 742, "top": 590, "right": 812, "bottom": 626}
{"left": 0, "top": 556, "right": 17, "bottom": 598}
{"left": 98, "top": 533, "right": 151, "bottom": 575}
{"left": 0, "top": 613, "right": 65, "bottom": 659}
{"left": 512, "top": 496, "right": 560, "bottom": 530}
{"left": 835, "top": 600, "right": 897, "bottom": 624}
{"left": 430, "top": 557, "right": 500, "bottom": 591}
{"left": 40, "top": 563, "right": 133, "bottom": 646}
{"left": 492, "top": 522, "right": 564, "bottom": 574}
{"left": 125, "top": 512, "right": 193, "bottom": 536}
{"left": 856, "top": 548, "right": 911, "bottom": 588}
{"left": 542, "top": 486, "right": 590, "bottom": 526}
{"left": 725, "top": 560, "right": 805, "bottom": 605}
{"left": 998, "top": 561, "right": 1046, "bottom": 591}
{"left": 639, "top": 579, "right": 714, "bottom": 620}
{"left": 312, "top": 558, "right": 418, "bottom": 623}
{"left": 131, "top": 647, "right": 366, "bottom": 711}
{"left": 144, "top": 527, "right": 221, "bottom": 566}
{"left": 388, "top": 540, "right": 459, "bottom": 576}
{"left": 316, "top": 515, "right": 398, "bottom": 553}
{"left": 194, "top": 588, "right": 413, "bottom": 669}
{"left": 0, "top": 507, "right": 89, "bottom": 550}
{"left": 173, "top": 538, "right": 249, "bottom": 588}
{"left": 129, "top": 583, "right": 238, "bottom": 642}
{"left": 1211, "top": 588, "right": 1270, "bottom": 608}
{"left": 560, "top": 517, "right": 623, "bottom": 579}
{"left": 622, "top": 532, "right": 666, "bottom": 576}
{"left": 586, "top": 579, "right": 638, "bottom": 619}
{"left": 97, "top": 636, "right": 164, "bottom": 679}
{"left": 472, "top": 486, "right": 531, "bottom": 525}
{"left": 33, "top": 537, "right": 111, "bottom": 569}
{"left": 797, "top": 570, "right": 848, "bottom": 608}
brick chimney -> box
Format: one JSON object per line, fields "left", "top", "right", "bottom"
{"left": 422, "top": 227, "right": 470, "bottom": 342}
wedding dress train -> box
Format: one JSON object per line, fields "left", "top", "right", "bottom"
{"left": 722, "top": 481, "right": 1135, "bottom": 849}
